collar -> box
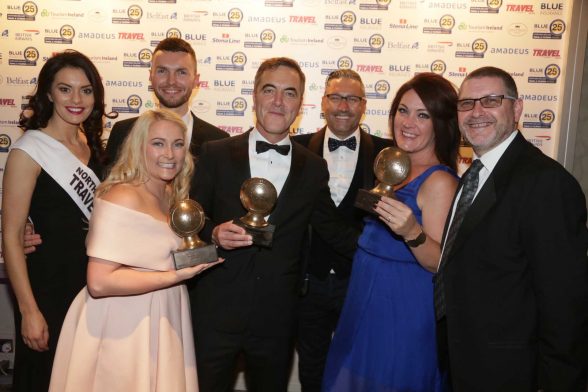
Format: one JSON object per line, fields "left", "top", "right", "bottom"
{"left": 475, "top": 130, "right": 518, "bottom": 173}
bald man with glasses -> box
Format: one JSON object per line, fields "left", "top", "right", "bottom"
{"left": 434, "top": 66, "right": 588, "bottom": 391}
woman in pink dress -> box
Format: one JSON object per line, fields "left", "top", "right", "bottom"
{"left": 50, "top": 109, "right": 222, "bottom": 392}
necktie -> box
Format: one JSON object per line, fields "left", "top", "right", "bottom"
{"left": 256, "top": 140, "right": 290, "bottom": 156}
{"left": 328, "top": 136, "right": 357, "bottom": 152}
{"left": 434, "top": 159, "right": 484, "bottom": 320}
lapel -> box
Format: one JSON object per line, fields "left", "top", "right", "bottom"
{"left": 307, "top": 127, "right": 326, "bottom": 156}
{"left": 358, "top": 129, "right": 376, "bottom": 189}
{"left": 188, "top": 112, "right": 201, "bottom": 156}
{"left": 268, "top": 138, "right": 307, "bottom": 224}
{"left": 229, "top": 128, "right": 253, "bottom": 184}
{"left": 445, "top": 132, "right": 527, "bottom": 262}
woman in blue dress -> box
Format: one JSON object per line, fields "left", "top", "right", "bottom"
{"left": 323, "top": 73, "right": 460, "bottom": 392}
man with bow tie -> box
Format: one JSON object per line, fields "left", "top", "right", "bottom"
{"left": 292, "top": 69, "right": 392, "bottom": 391}
{"left": 189, "top": 57, "right": 360, "bottom": 391}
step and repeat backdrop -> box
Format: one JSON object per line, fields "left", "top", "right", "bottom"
{"left": 0, "top": 0, "right": 578, "bottom": 380}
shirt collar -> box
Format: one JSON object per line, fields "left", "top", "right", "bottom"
{"left": 475, "top": 130, "right": 518, "bottom": 173}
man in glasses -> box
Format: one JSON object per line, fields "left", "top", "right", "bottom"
{"left": 293, "top": 69, "right": 392, "bottom": 391}
{"left": 434, "top": 66, "right": 588, "bottom": 391}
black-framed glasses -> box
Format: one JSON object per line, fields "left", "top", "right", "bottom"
{"left": 456, "top": 94, "right": 517, "bottom": 112}
{"left": 325, "top": 94, "right": 365, "bottom": 106}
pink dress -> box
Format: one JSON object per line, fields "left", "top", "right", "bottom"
{"left": 50, "top": 198, "right": 198, "bottom": 392}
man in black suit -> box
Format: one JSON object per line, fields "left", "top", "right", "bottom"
{"left": 292, "top": 69, "right": 392, "bottom": 391}
{"left": 105, "top": 37, "right": 228, "bottom": 164}
{"left": 434, "top": 66, "right": 588, "bottom": 391}
{"left": 190, "top": 57, "right": 359, "bottom": 391}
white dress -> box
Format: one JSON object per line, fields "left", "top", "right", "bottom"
{"left": 50, "top": 198, "right": 198, "bottom": 392}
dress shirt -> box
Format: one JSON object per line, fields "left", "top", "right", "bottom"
{"left": 438, "top": 130, "right": 518, "bottom": 270}
{"left": 323, "top": 128, "right": 360, "bottom": 206}
{"left": 181, "top": 110, "right": 194, "bottom": 143}
{"left": 248, "top": 129, "right": 292, "bottom": 197}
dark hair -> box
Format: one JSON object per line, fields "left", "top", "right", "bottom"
{"left": 462, "top": 66, "right": 518, "bottom": 97}
{"left": 19, "top": 50, "right": 111, "bottom": 162}
{"left": 254, "top": 57, "right": 306, "bottom": 96}
{"left": 325, "top": 69, "right": 365, "bottom": 96}
{"left": 153, "top": 37, "right": 196, "bottom": 68}
{"left": 389, "top": 73, "right": 460, "bottom": 171}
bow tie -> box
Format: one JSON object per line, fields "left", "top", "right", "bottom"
{"left": 256, "top": 140, "right": 290, "bottom": 155}
{"left": 328, "top": 136, "right": 357, "bottom": 152}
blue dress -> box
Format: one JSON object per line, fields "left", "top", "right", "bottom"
{"left": 322, "top": 165, "right": 455, "bottom": 392}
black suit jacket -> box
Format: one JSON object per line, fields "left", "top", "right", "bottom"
{"left": 293, "top": 127, "right": 392, "bottom": 279}
{"left": 439, "top": 132, "right": 588, "bottom": 391}
{"left": 105, "top": 111, "right": 229, "bottom": 165}
{"left": 190, "top": 130, "right": 359, "bottom": 337}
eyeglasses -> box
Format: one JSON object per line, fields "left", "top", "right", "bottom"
{"left": 456, "top": 94, "right": 517, "bottom": 112}
{"left": 325, "top": 94, "right": 365, "bottom": 106}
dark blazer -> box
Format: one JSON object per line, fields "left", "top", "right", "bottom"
{"left": 190, "top": 130, "right": 359, "bottom": 337}
{"left": 293, "top": 127, "right": 393, "bottom": 279}
{"left": 440, "top": 132, "right": 588, "bottom": 391}
{"left": 105, "top": 111, "right": 229, "bottom": 165}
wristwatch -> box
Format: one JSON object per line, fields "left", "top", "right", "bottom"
{"left": 405, "top": 230, "right": 426, "bottom": 248}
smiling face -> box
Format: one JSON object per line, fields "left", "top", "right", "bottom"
{"left": 149, "top": 50, "right": 199, "bottom": 115}
{"left": 392, "top": 89, "right": 436, "bottom": 159}
{"left": 253, "top": 65, "right": 303, "bottom": 143}
{"left": 48, "top": 67, "right": 95, "bottom": 129}
{"left": 145, "top": 119, "right": 187, "bottom": 184}
{"left": 322, "top": 77, "right": 366, "bottom": 139}
{"left": 458, "top": 76, "right": 523, "bottom": 156}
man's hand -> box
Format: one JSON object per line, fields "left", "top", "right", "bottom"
{"left": 212, "top": 221, "right": 253, "bottom": 250}
{"left": 23, "top": 222, "right": 42, "bottom": 255}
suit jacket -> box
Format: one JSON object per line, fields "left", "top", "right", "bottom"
{"left": 189, "top": 130, "right": 359, "bottom": 337}
{"left": 293, "top": 127, "right": 393, "bottom": 279}
{"left": 439, "top": 132, "right": 588, "bottom": 391}
{"left": 105, "top": 111, "right": 229, "bottom": 165}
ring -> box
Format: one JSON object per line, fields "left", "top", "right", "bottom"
{"left": 387, "top": 215, "right": 391, "bottom": 222}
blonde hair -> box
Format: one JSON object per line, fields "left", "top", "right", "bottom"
{"left": 98, "top": 109, "right": 194, "bottom": 206}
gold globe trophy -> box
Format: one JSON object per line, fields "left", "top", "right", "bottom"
{"left": 234, "top": 177, "right": 277, "bottom": 247}
{"left": 169, "top": 199, "right": 218, "bottom": 269}
{"left": 354, "top": 147, "right": 411, "bottom": 213}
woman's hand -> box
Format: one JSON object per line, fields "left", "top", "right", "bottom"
{"left": 20, "top": 309, "right": 49, "bottom": 352}
{"left": 175, "top": 258, "right": 225, "bottom": 281}
{"left": 374, "top": 196, "right": 422, "bottom": 240}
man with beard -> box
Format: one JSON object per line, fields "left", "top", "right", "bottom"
{"left": 293, "top": 69, "right": 392, "bottom": 391}
{"left": 106, "top": 38, "right": 228, "bottom": 164}
{"left": 434, "top": 66, "right": 588, "bottom": 391}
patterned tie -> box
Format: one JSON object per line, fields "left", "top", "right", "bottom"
{"left": 434, "top": 159, "right": 484, "bottom": 320}
{"left": 255, "top": 140, "right": 290, "bottom": 155}
{"left": 327, "top": 136, "right": 357, "bottom": 152}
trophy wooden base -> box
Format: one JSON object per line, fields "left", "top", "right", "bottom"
{"left": 234, "top": 219, "right": 275, "bottom": 248}
{"left": 354, "top": 189, "right": 388, "bottom": 214}
{"left": 172, "top": 244, "right": 218, "bottom": 270}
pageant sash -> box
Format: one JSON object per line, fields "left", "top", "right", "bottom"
{"left": 12, "top": 130, "right": 100, "bottom": 220}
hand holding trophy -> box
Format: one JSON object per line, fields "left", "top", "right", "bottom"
{"left": 169, "top": 199, "right": 219, "bottom": 269}
{"left": 233, "top": 177, "right": 277, "bottom": 247}
{"left": 354, "top": 147, "right": 411, "bottom": 213}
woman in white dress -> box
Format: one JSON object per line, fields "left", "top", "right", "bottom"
{"left": 50, "top": 109, "right": 222, "bottom": 392}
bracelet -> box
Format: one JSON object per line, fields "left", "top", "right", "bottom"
{"left": 405, "top": 229, "right": 426, "bottom": 248}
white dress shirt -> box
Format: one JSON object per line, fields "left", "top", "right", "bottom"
{"left": 439, "top": 130, "right": 518, "bottom": 270}
{"left": 248, "top": 129, "right": 292, "bottom": 197}
{"left": 323, "top": 128, "right": 360, "bottom": 206}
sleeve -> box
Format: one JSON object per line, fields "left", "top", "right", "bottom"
{"left": 190, "top": 141, "right": 216, "bottom": 242}
{"left": 105, "top": 122, "right": 128, "bottom": 166}
{"left": 523, "top": 168, "right": 588, "bottom": 390}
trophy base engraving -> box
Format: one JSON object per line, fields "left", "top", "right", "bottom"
{"left": 354, "top": 188, "right": 397, "bottom": 214}
{"left": 172, "top": 244, "right": 218, "bottom": 270}
{"left": 234, "top": 219, "right": 275, "bottom": 248}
